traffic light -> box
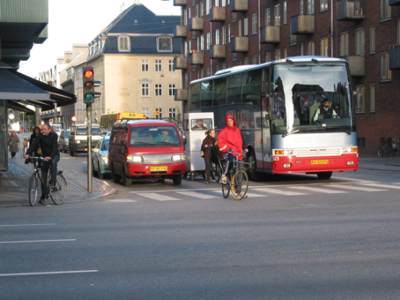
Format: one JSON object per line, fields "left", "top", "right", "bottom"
{"left": 83, "top": 66, "right": 95, "bottom": 104}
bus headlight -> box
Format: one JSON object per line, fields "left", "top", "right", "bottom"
{"left": 172, "top": 154, "right": 185, "bottom": 162}
{"left": 343, "top": 146, "right": 358, "bottom": 154}
{"left": 127, "top": 155, "right": 143, "bottom": 163}
{"left": 283, "top": 163, "right": 292, "bottom": 169}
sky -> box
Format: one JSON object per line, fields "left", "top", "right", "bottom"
{"left": 18, "top": 0, "right": 180, "bottom": 77}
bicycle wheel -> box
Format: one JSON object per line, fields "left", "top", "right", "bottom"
{"left": 221, "top": 177, "right": 230, "bottom": 199}
{"left": 49, "top": 173, "right": 67, "bottom": 205}
{"left": 28, "top": 174, "right": 41, "bottom": 206}
{"left": 231, "top": 170, "right": 249, "bottom": 200}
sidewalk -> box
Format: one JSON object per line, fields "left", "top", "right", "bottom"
{"left": 0, "top": 154, "right": 115, "bottom": 208}
{"left": 359, "top": 156, "right": 400, "bottom": 172}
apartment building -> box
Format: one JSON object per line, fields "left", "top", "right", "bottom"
{"left": 74, "top": 4, "right": 183, "bottom": 125}
{"left": 174, "top": 0, "right": 400, "bottom": 154}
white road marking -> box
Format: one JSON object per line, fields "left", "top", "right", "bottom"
{"left": 245, "top": 193, "right": 267, "bottom": 198}
{"left": 358, "top": 182, "right": 400, "bottom": 190}
{"left": 8, "top": 180, "right": 18, "bottom": 187}
{"left": 0, "top": 223, "right": 56, "bottom": 228}
{"left": 108, "top": 199, "right": 137, "bottom": 203}
{"left": 140, "top": 193, "right": 180, "bottom": 201}
{"left": 253, "top": 187, "right": 306, "bottom": 196}
{"left": 0, "top": 239, "right": 76, "bottom": 244}
{"left": 176, "top": 191, "right": 215, "bottom": 199}
{"left": 290, "top": 186, "right": 346, "bottom": 194}
{"left": 326, "top": 184, "right": 386, "bottom": 192}
{"left": 0, "top": 270, "right": 99, "bottom": 277}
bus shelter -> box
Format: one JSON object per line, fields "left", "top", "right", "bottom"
{"left": 0, "top": 67, "right": 76, "bottom": 171}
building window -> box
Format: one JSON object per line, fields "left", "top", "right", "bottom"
{"left": 320, "top": 0, "right": 328, "bottom": 12}
{"left": 157, "top": 36, "right": 173, "bottom": 52}
{"left": 169, "top": 60, "right": 174, "bottom": 72}
{"left": 274, "top": 4, "right": 281, "bottom": 26}
{"left": 397, "top": 19, "right": 400, "bottom": 45}
{"left": 252, "top": 13, "right": 257, "bottom": 35}
{"left": 142, "top": 60, "right": 149, "bottom": 72}
{"left": 244, "top": 17, "right": 249, "bottom": 36}
{"left": 221, "top": 26, "right": 226, "bottom": 45}
{"left": 155, "top": 84, "right": 162, "bottom": 96}
{"left": 155, "top": 59, "right": 162, "bottom": 72}
{"left": 200, "top": 35, "right": 205, "bottom": 50}
{"left": 265, "top": 52, "right": 272, "bottom": 62}
{"left": 283, "top": 1, "right": 287, "bottom": 24}
{"left": 380, "top": 52, "right": 392, "bottom": 81}
{"left": 215, "top": 29, "right": 221, "bottom": 45}
{"left": 156, "top": 108, "right": 162, "bottom": 119}
{"left": 355, "top": 28, "right": 365, "bottom": 56}
{"left": 299, "top": 0, "right": 304, "bottom": 15}
{"left": 290, "top": 34, "right": 298, "bottom": 46}
{"left": 369, "top": 85, "right": 376, "bottom": 113}
{"left": 141, "top": 82, "right": 149, "bottom": 96}
{"left": 307, "top": 41, "right": 315, "bottom": 55}
{"left": 118, "top": 36, "right": 130, "bottom": 52}
{"left": 380, "top": 0, "right": 391, "bottom": 21}
{"left": 340, "top": 32, "right": 349, "bottom": 57}
{"left": 320, "top": 37, "right": 329, "bottom": 56}
{"left": 307, "top": 0, "right": 315, "bottom": 15}
{"left": 300, "top": 43, "right": 305, "bottom": 55}
{"left": 169, "top": 84, "right": 176, "bottom": 96}
{"left": 206, "top": 32, "right": 211, "bottom": 50}
{"left": 265, "top": 8, "right": 272, "bottom": 26}
{"left": 169, "top": 108, "right": 177, "bottom": 120}
{"left": 206, "top": 0, "right": 211, "bottom": 15}
{"left": 369, "top": 27, "right": 376, "bottom": 54}
{"left": 275, "top": 49, "right": 281, "bottom": 60}
{"left": 355, "top": 85, "right": 365, "bottom": 114}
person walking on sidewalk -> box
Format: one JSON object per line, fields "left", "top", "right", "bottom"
{"left": 201, "top": 129, "right": 218, "bottom": 183}
{"left": 26, "top": 124, "right": 60, "bottom": 203}
{"left": 26, "top": 126, "right": 41, "bottom": 156}
{"left": 8, "top": 131, "right": 20, "bottom": 159}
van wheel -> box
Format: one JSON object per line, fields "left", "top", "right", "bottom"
{"left": 317, "top": 172, "right": 332, "bottom": 180}
{"left": 173, "top": 175, "right": 182, "bottom": 186}
{"left": 121, "top": 167, "right": 132, "bottom": 186}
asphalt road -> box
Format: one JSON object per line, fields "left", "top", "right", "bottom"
{"left": 0, "top": 154, "right": 400, "bottom": 299}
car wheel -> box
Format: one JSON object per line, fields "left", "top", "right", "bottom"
{"left": 172, "top": 175, "right": 182, "bottom": 186}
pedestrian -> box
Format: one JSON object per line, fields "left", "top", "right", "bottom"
{"left": 22, "top": 138, "right": 29, "bottom": 158}
{"left": 27, "top": 126, "right": 42, "bottom": 156}
{"left": 8, "top": 131, "right": 20, "bottom": 159}
{"left": 201, "top": 129, "right": 217, "bottom": 183}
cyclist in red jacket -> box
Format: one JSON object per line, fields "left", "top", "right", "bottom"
{"left": 217, "top": 113, "right": 243, "bottom": 183}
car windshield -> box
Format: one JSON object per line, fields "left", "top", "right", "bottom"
{"left": 130, "top": 126, "right": 180, "bottom": 147}
{"left": 271, "top": 63, "right": 353, "bottom": 135}
{"left": 101, "top": 138, "right": 110, "bottom": 151}
{"left": 76, "top": 127, "right": 101, "bottom": 135}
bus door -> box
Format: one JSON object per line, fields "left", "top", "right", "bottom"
{"left": 261, "top": 111, "right": 272, "bottom": 169}
{"left": 0, "top": 101, "right": 7, "bottom": 171}
{"left": 186, "top": 112, "right": 214, "bottom": 173}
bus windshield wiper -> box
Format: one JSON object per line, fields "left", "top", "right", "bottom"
{"left": 282, "top": 128, "right": 300, "bottom": 137}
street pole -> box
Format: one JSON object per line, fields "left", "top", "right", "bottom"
{"left": 330, "top": 0, "right": 334, "bottom": 57}
{"left": 87, "top": 103, "right": 93, "bottom": 193}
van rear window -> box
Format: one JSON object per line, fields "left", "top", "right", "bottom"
{"left": 130, "top": 126, "right": 180, "bottom": 146}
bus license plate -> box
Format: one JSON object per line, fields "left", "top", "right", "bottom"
{"left": 150, "top": 166, "right": 168, "bottom": 172}
{"left": 310, "top": 159, "right": 329, "bottom": 165}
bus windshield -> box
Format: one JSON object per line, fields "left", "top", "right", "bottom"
{"left": 76, "top": 127, "right": 101, "bottom": 136}
{"left": 271, "top": 63, "right": 353, "bottom": 135}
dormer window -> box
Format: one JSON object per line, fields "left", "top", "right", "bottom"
{"left": 118, "top": 36, "right": 131, "bottom": 52}
{"left": 157, "top": 36, "right": 173, "bottom": 53}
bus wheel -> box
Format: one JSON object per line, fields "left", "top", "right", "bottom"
{"left": 317, "top": 172, "right": 332, "bottom": 180}
{"left": 173, "top": 175, "right": 182, "bottom": 186}
{"left": 247, "top": 153, "right": 259, "bottom": 181}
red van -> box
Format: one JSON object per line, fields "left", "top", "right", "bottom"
{"left": 108, "top": 119, "right": 186, "bottom": 185}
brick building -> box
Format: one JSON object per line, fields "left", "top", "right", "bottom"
{"left": 173, "top": 0, "right": 400, "bottom": 154}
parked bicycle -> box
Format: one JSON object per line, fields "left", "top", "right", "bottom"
{"left": 28, "top": 157, "right": 67, "bottom": 206}
{"left": 220, "top": 152, "right": 249, "bottom": 200}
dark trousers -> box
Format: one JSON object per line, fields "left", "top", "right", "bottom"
{"left": 204, "top": 156, "right": 213, "bottom": 181}
{"left": 10, "top": 152, "right": 16, "bottom": 158}
{"left": 40, "top": 154, "right": 60, "bottom": 198}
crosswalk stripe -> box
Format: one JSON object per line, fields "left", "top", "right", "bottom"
{"left": 140, "top": 193, "right": 180, "bottom": 201}
{"left": 253, "top": 187, "right": 306, "bottom": 196}
{"left": 326, "top": 184, "right": 386, "bottom": 192}
{"left": 358, "top": 182, "right": 400, "bottom": 190}
{"left": 176, "top": 191, "right": 215, "bottom": 199}
{"left": 246, "top": 193, "right": 266, "bottom": 198}
{"left": 290, "top": 186, "right": 346, "bottom": 194}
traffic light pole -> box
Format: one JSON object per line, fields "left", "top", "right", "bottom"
{"left": 87, "top": 103, "right": 93, "bottom": 193}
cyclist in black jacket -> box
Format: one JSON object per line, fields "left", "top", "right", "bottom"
{"left": 26, "top": 124, "right": 60, "bottom": 201}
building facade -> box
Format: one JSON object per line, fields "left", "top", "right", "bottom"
{"left": 174, "top": 0, "right": 400, "bottom": 154}
{"left": 73, "top": 4, "right": 183, "bottom": 125}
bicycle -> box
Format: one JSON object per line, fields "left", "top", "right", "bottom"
{"left": 27, "top": 157, "right": 67, "bottom": 206}
{"left": 220, "top": 152, "right": 249, "bottom": 200}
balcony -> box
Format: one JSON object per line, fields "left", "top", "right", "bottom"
{"left": 230, "top": 0, "right": 248, "bottom": 12}
{"left": 389, "top": 0, "right": 400, "bottom": 5}
{"left": 337, "top": 1, "right": 365, "bottom": 21}
{"left": 191, "top": 51, "right": 204, "bottom": 65}
{"left": 175, "top": 89, "right": 188, "bottom": 102}
{"left": 261, "top": 26, "right": 280, "bottom": 44}
{"left": 231, "top": 36, "right": 249, "bottom": 52}
{"left": 291, "top": 15, "right": 315, "bottom": 35}
{"left": 190, "top": 17, "right": 204, "bottom": 31}
{"left": 174, "top": 56, "right": 187, "bottom": 69}
{"left": 175, "top": 25, "right": 187, "bottom": 38}
{"left": 210, "top": 7, "right": 226, "bottom": 22}
{"left": 389, "top": 46, "right": 400, "bottom": 69}
{"left": 346, "top": 56, "right": 365, "bottom": 76}
{"left": 211, "top": 45, "right": 227, "bottom": 59}
{"left": 173, "top": 0, "right": 187, "bottom": 6}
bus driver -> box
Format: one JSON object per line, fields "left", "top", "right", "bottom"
{"left": 313, "top": 95, "right": 338, "bottom": 123}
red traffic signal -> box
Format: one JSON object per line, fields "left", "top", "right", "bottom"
{"left": 83, "top": 66, "right": 95, "bottom": 104}
{"left": 83, "top": 67, "right": 94, "bottom": 80}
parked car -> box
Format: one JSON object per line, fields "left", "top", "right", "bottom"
{"left": 109, "top": 119, "right": 186, "bottom": 186}
{"left": 69, "top": 124, "right": 103, "bottom": 156}
{"left": 92, "top": 133, "right": 111, "bottom": 179}
{"left": 59, "top": 129, "right": 71, "bottom": 153}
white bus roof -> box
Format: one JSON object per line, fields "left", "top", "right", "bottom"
{"left": 190, "top": 56, "right": 347, "bottom": 85}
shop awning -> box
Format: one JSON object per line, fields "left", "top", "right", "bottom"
{"left": 0, "top": 68, "right": 76, "bottom": 110}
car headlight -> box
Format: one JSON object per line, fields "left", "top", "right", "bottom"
{"left": 127, "top": 155, "right": 143, "bottom": 163}
{"left": 101, "top": 156, "right": 108, "bottom": 164}
{"left": 172, "top": 154, "right": 185, "bottom": 162}
{"left": 76, "top": 140, "right": 81, "bottom": 144}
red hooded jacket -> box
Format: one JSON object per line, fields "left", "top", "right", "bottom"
{"left": 217, "top": 113, "right": 243, "bottom": 160}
